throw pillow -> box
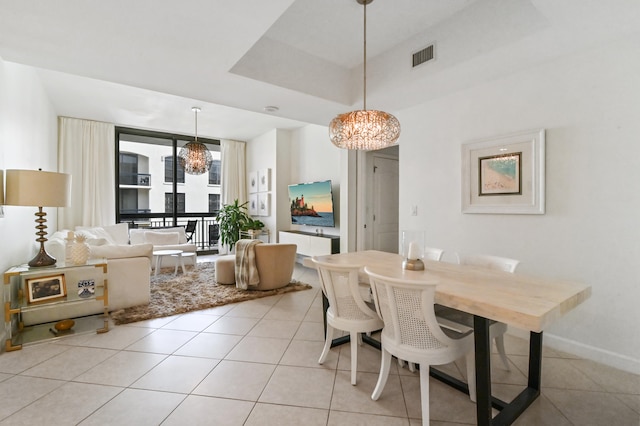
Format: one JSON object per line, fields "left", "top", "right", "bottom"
{"left": 102, "top": 223, "right": 130, "bottom": 245}
{"left": 144, "top": 231, "right": 180, "bottom": 246}
{"left": 129, "top": 229, "right": 147, "bottom": 245}
{"left": 75, "top": 226, "right": 117, "bottom": 245}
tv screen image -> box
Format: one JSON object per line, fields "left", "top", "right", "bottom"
{"left": 288, "top": 180, "right": 335, "bottom": 227}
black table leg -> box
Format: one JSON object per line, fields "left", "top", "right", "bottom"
{"left": 472, "top": 315, "right": 544, "bottom": 426}
{"left": 474, "top": 316, "right": 493, "bottom": 426}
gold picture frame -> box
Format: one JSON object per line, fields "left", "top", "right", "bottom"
{"left": 25, "top": 274, "right": 67, "bottom": 304}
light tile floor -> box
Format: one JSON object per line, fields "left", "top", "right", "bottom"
{"left": 0, "top": 260, "right": 638, "bottom": 425}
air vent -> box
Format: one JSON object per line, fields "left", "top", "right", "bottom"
{"left": 412, "top": 44, "right": 434, "bottom": 68}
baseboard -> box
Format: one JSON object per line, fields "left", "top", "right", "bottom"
{"left": 507, "top": 328, "right": 640, "bottom": 374}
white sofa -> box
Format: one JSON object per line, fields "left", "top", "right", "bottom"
{"left": 129, "top": 226, "right": 197, "bottom": 269}
{"left": 32, "top": 223, "right": 153, "bottom": 326}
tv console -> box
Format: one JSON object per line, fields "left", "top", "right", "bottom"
{"left": 279, "top": 231, "right": 340, "bottom": 258}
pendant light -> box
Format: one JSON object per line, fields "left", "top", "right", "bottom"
{"left": 329, "top": 0, "right": 400, "bottom": 151}
{"left": 178, "top": 107, "right": 213, "bottom": 175}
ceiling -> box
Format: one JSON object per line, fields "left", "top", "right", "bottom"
{"left": 0, "top": 0, "right": 639, "bottom": 141}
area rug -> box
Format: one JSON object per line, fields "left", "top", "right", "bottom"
{"left": 111, "top": 262, "right": 313, "bottom": 325}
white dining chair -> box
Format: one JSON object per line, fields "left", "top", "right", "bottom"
{"left": 312, "top": 258, "right": 384, "bottom": 385}
{"left": 423, "top": 246, "right": 444, "bottom": 261}
{"left": 365, "top": 266, "right": 475, "bottom": 426}
{"left": 437, "top": 253, "right": 520, "bottom": 372}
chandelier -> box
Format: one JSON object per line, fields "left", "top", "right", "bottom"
{"left": 178, "top": 107, "right": 213, "bottom": 175}
{"left": 329, "top": 0, "right": 400, "bottom": 151}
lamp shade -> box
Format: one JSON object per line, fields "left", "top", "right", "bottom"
{"left": 5, "top": 169, "right": 71, "bottom": 207}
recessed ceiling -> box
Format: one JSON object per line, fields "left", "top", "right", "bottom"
{"left": 0, "top": 0, "right": 638, "bottom": 141}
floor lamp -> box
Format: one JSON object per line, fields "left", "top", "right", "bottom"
{"left": 5, "top": 169, "right": 71, "bottom": 267}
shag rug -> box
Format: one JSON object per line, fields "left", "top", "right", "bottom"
{"left": 111, "top": 262, "right": 313, "bottom": 325}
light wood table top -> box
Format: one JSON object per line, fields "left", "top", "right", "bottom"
{"left": 305, "top": 250, "right": 591, "bottom": 333}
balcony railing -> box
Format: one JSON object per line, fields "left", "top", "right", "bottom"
{"left": 119, "top": 212, "right": 220, "bottom": 253}
{"left": 119, "top": 172, "right": 151, "bottom": 186}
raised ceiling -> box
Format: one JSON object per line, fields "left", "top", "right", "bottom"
{"left": 0, "top": 0, "right": 638, "bottom": 140}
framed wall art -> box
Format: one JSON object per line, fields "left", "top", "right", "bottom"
{"left": 258, "top": 192, "right": 270, "bottom": 216}
{"left": 25, "top": 274, "right": 67, "bottom": 304}
{"left": 257, "top": 168, "right": 270, "bottom": 193}
{"left": 249, "top": 193, "right": 259, "bottom": 216}
{"left": 461, "top": 129, "right": 545, "bottom": 214}
{"left": 248, "top": 171, "right": 258, "bottom": 194}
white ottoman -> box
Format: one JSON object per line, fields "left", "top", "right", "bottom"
{"left": 215, "top": 255, "right": 236, "bottom": 285}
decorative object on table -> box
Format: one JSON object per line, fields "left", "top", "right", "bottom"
{"left": 241, "top": 218, "right": 265, "bottom": 235}
{"left": 4, "top": 169, "right": 72, "bottom": 267}
{"left": 111, "top": 262, "right": 312, "bottom": 325}
{"left": 77, "top": 279, "right": 96, "bottom": 298}
{"left": 215, "top": 199, "right": 252, "bottom": 250}
{"left": 248, "top": 171, "right": 258, "bottom": 193}
{"left": 258, "top": 192, "right": 270, "bottom": 216}
{"left": 69, "top": 233, "right": 90, "bottom": 265}
{"left": 329, "top": 0, "right": 400, "bottom": 151}
{"left": 461, "top": 128, "right": 545, "bottom": 214}
{"left": 177, "top": 106, "right": 213, "bottom": 175}
{"left": 257, "top": 168, "right": 270, "bottom": 192}
{"left": 401, "top": 230, "right": 425, "bottom": 271}
{"left": 25, "top": 274, "right": 67, "bottom": 304}
{"left": 54, "top": 319, "right": 75, "bottom": 331}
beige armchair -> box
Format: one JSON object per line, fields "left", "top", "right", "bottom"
{"left": 215, "top": 243, "right": 297, "bottom": 290}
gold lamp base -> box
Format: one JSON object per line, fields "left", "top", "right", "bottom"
{"left": 28, "top": 207, "right": 57, "bottom": 268}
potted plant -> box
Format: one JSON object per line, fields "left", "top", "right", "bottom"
{"left": 215, "top": 199, "right": 251, "bottom": 250}
{"left": 241, "top": 218, "right": 265, "bottom": 237}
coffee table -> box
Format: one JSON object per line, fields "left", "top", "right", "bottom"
{"left": 153, "top": 249, "right": 185, "bottom": 276}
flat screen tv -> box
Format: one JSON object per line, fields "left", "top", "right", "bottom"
{"left": 288, "top": 180, "right": 336, "bottom": 227}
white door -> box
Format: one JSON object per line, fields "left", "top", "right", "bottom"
{"left": 372, "top": 156, "right": 399, "bottom": 253}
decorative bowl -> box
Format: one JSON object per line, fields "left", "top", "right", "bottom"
{"left": 54, "top": 319, "right": 75, "bottom": 331}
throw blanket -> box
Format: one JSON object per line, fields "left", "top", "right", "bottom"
{"left": 235, "top": 239, "right": 262, "bottom": 289}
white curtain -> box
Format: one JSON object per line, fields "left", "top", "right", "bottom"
{"left": 220, "top": 139, "right": 247, "bottom": 206}
{"left": 58, "top": 117, "right": 115, "bottom": 228}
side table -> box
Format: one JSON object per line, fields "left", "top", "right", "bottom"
{"left": 153, "top": 249, "right": 185, "bottom": 276}
{"left": 3, "top": 259, "right": 109, "bottom": 351}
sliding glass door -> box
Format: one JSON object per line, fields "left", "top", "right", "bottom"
{"left": 115, "top": 127, "right": 221, "bottom": 251}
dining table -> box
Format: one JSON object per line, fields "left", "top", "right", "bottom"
{"left": 304, "top": 250, "right": 591, "bottom": 426}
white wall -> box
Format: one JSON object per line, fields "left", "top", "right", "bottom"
{"left": 0, "top": 59, "right": 59, "bottom": 344}
{"left": 288, "top": 124, "right": 341, "bottom": 237}
{"left": 247, "top": 129, "right": 278, "bottom": 239}
{"left": 247, "top": 125, "right": 341, "bottom": 241}
{"left": 397, "top": 36, "right": 640, "bottom": 373}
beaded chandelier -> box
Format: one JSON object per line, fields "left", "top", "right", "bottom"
{"left": 178, "top": 107, "right": 213, "bottom": 175}
{"left": 329, "top": 0, "right": 400, "bottom": 150}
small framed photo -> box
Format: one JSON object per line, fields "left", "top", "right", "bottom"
{"left": 25, "top": 274, "right": 67, "bottom": 304}
{"left": 462, "top": 129, "right": 545, "bottom": 214}
{"left": 248, "top": 193, "right": 259, "bottom": 216}
{"left": 248, "top": 171, "right": 258, "bottom": 194}
{"left": 258, "top": 193, "right": 270, "bottom": 216}
{"left": 257, "top": 168, "right": 270, "bottom": 192}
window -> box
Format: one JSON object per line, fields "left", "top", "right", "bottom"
{"left": 208, "top": 194, "right": 220, "bottom": 213}
{"left": 164, "top": 156, "right": 185, "bottom": 184}
{"left": 208, "top": 159, "right": 221, "bottom": 185}
{"left": 120, "top": 188, "right": 138, "bottom": 213}
{"left": 119, "top": 153, "right": 138, "bottom": 185}
{"left": 165, "top": 192, "right": 185, "bottom": 213}
{"left": 116, "top": 127, "right": 221, "bottom": 227}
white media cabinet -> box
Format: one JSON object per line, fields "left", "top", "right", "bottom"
{"left": 279, "top": 231, "right": 340, "bottom": 258}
